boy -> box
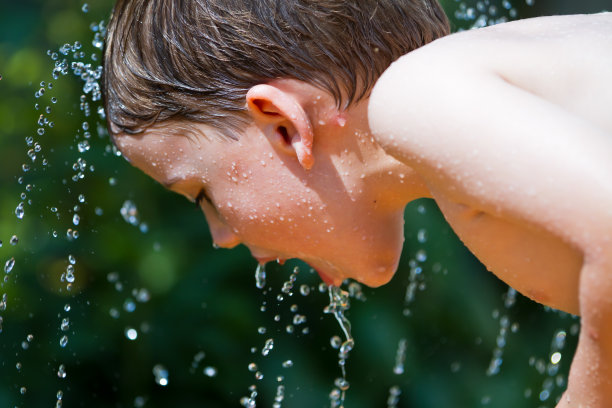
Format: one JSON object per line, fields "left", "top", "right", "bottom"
{"left": 103, "top": 1, "right": 612, "bottom": 406}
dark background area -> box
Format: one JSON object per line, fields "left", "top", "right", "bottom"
{"left": 0, "top": 1, "right": 609, "bottom": 407}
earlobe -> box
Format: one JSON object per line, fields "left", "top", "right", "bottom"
{"left": 246, "top": 84, "right": 314, "bottom": 170}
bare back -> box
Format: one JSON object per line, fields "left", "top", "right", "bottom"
{"left": 369, "top": 13, "right": 612, "bottom": 314}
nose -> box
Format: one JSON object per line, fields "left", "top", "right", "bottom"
{"left": 210, "top": 225, "right": 241, "bottom": 249}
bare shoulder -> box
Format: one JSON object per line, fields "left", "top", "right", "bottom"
{"left": 370, "top": 13, "right": 612, "bottom": 134}
{"left": 369, "top": 13, "right": 612, "bottom": 252}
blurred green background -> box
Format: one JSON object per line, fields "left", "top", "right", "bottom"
{"left": 0, "top": 1, "right": 609, "bottom": 407}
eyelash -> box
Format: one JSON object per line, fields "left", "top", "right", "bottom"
{"left": 195, "top": 189, "right": 208, "bottom": 208}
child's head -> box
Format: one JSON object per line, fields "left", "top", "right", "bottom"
{"left": 104, "top": 0, "right": 448, "bottom": 135}
{"left": 103, "top": 0, "right": 448, "bottom": 286}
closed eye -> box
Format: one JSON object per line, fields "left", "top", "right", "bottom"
{"left": 195, "top": 189, "right": 213, "bottom": 208}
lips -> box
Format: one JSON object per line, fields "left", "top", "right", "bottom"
{"left": 313, "top": 267, "right": 336, "bottom": 286}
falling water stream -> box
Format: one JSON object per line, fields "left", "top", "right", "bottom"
{"left": 0, "top": 0, "right": 596, "bottom": 406}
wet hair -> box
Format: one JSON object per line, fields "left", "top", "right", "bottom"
{"left": 103, "top": 0, "right": 449, "bottom": 137}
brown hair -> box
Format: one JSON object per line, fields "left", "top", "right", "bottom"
{"left": 103, "top": 0, "right": 449, "bottom": 136}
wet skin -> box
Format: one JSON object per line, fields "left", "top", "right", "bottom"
{"left": 116, "top": 13, "right": 612, "bottom": 408}
{"left": 116, "top": 80, "right": 431, "bottom": 288}
{"left": 370, "top": 13, "right": 612, "bottom": 408}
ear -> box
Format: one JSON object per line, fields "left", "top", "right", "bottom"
{"left": 246, "top": 84, "right": 314, "bottom": 170}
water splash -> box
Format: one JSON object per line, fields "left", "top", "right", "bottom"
{"left": 324, "top": 285, "right": 354, "bottom": 408}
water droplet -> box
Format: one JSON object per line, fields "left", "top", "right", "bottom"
{"left": 292, "top": 314, "right": 307, "bottom": 325}
{"left": 262, "top": 338, "right": 274, "bottom": 356}
{"left": 77, "top": 140, "right": 90, "bottom": 153}
{"left": 120, "top": 200, "right": 140, "bottom": 226}
{"left": 57, "top": 364, "right": 67, "bottom": 378}
{"left": 123, "top": 298, "right": 136, "bottom": 312}
{"left": 66, "top": 228, "right": 79, "bottom": 240}
{"left": 72, "top": 214, "right": 80, "bottom": 226}
{"left": 61, "top": 318, "right": 70, "bottom": 331}
{"left": 248, "top": 363, "right": 258, "bottom": 372}
{"left": 10, "top": 235, "right": 18, "bottom": 245}
{"left": 416, "top": 228, "right": 428, "bottom": 243}
{"left": 59, "top": 335, "right": 68, "bottom": 348}
{"left": 20, "top": 386, "right": 27, "bottom": 395}
{"left": 334, "top": 377, "right": 350, "bottom": 391}
{"left": 415, "top": 249, "right": 427, "bottom": 262}
{"left": 15, "top": 202, "right": 25, "bottom": 219}
{"left": 255, "top": 263, "right": 266, "bottom": 289}
{"left": 109, "top": 308, "right": 120, "bottom": 319}
{"left": 203, "top": 366, "right": 217, "bottom": 377}
{"left": 4, "top": 258, "right": 15, "bottom": 273}
{"left": 125, "top": 327, "right": 138, "bottom": 341}
{"left": 135, "top": 288, "right": 150, "bottom": 303}
{"left": 282, "top": 360, "right": 293, "bottom": 368}
{"left": 299, "top": 284, "right": 310, "bottom": 296}
{"left": 153, "top": 364, "right": 169, "bottom": 386}
{"left": 64, "top": 304, "right": 71, "bottom": 312}
{"left": 393, "top": 338, "right": 407, "bottom": 375}
{"left": 65, "top": 267, "right": 75, "bottom": 283}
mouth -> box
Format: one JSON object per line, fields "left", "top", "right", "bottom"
{"left": 315, "top": 268, "right": 335, "bottom": 286}
{"left": 310, "top": 264, "right": 344, "bottom": 287}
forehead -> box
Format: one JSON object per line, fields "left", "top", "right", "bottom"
{"left": 114, "top": 122, "right": 213, "bottom": 185}
{"left": 114, "top": 121, "right": 265, "bottom": 193}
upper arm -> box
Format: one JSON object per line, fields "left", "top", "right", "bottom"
{"left": 369, "top": 44, "right": 612, "bottom": 253}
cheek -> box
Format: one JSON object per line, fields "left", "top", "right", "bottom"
{"left": 213, "top": 176, "right": 319, "bottom": 248}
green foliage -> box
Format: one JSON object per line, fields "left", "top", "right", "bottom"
{"left": 0, "top": 1, "right": 606, "bottom": 407}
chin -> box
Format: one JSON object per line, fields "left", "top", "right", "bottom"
{"left": 311, "top": 256, "right": 400, "bottom": 288}
{"left": 353, "top": 263, "right": 398, "bottom": 288}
